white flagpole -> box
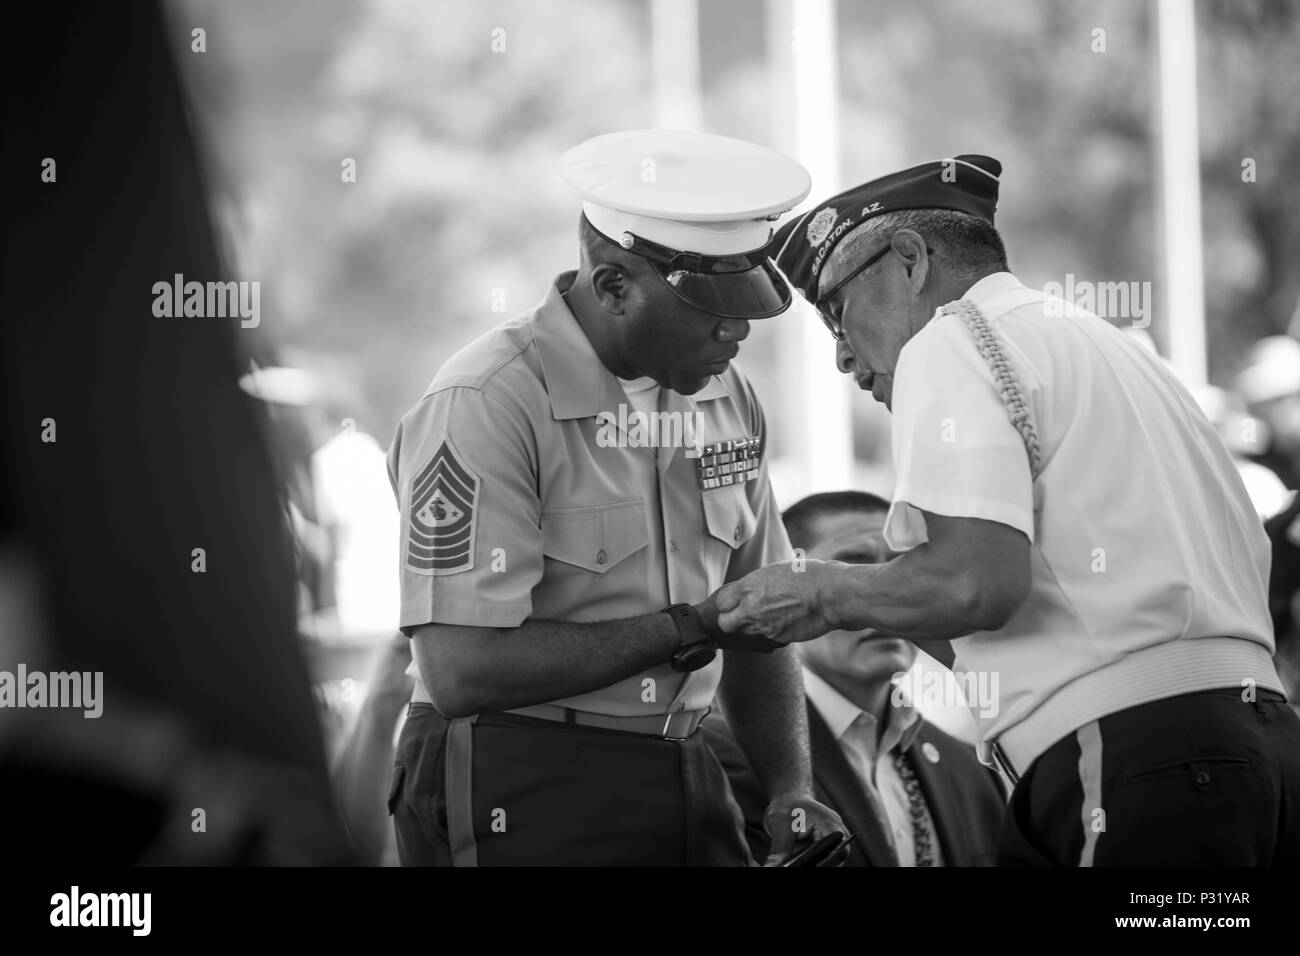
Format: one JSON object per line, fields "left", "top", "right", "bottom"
{"left": 1156, "top": 0, "right": 1207, "bottom": 387}
{"left": 650, "top": 0, "right": 703, "bottom": 130}
{"left": 766, "top": 0, "right": 854, "bottom": 499}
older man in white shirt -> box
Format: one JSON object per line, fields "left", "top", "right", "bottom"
{"left": 711, "top": 155, "right": 1300, "bottom": 866}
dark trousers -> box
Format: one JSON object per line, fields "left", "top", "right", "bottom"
{"left": 389, "top": 704, "right": 751, "bottom": 866}
{"left": 998, "top": 688, "right": 1300, "bottom": 865}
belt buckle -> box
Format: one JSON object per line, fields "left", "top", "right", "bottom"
{"left": 661, "top": 705, "right": 710, "bottom": 741}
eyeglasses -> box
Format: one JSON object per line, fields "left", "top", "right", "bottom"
{"left": 816, "top": 302, "right": 847, "bottom": 341}
{"left": 813, "top": 244, "right": 892, "bottom": 340}
{"left": 812, "top": 243, "right": 933, "bottom": 340}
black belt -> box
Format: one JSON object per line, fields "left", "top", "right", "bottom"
{"left": 507, "top": 703, "right": 711, "bottom": 740}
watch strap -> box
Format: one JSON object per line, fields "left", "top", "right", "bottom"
{"left": 662, "top": 602, "right": 710, "bottom": 647}
{"left": 667, "top": 602, "right": 782, "bottom": 654}
{"left": 663, "top": 603, "right": 717, "bottom": 673}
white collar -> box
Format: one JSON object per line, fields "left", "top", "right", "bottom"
{"left": 960, "top": 270, "right": 1038, "bottom": 319}
{"left": 802, "top": 666, "right": 863, "bottom": 741}
{"left": 802, "top": 665, "right": 923, "bottom": 753}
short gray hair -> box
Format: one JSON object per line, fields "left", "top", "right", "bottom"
{"left": 820, "top": 208, "right": 1008, "bottom": 298}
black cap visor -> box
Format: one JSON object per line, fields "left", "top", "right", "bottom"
{"left": 603, "top": 227, "right": 795, "bottom": 321}
{"left": 654, "top": 258, "right": 791, "bottom": 320}
{"left": 590, "top": 219, "right": 794, "bottom": 320}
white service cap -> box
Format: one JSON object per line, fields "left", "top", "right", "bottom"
{"left": 559, "top": 129, "right": 811, "bottom": 256}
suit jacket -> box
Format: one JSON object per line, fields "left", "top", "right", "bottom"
{"left": 702, "top": 700, "right": 1006, "bottom": 866}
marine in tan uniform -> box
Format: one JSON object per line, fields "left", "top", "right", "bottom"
{"left": 386, "top": 130, "right": 848, "bottom": 866}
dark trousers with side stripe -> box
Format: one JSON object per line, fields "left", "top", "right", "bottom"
{"left": 389, "top": 704, "right": 752, "bottom": 866}
{"left": 998, "top": 688, "right": 1300, "bottom": 866}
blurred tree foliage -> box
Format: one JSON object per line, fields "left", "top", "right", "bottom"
{"left": 190, "top": 0, "right": 1299, "bottom": 447}
{"left": 836, "top": 0, "right": 1300, "bottom": 384}
{"left": 191, "top": 0, "right": 647, "bottom": 438}
{"left": 1198, "top": 0, "right": 1300, "bottom": 373}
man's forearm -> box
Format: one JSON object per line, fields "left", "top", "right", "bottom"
{"left": 817, "top": 557, "right": 982, "bottom": 644}
{"left": 717, "top": 648, "right": 812, "bottom": 799}
{"left": 414, "top": 612, "right": 681, "bottom": 716}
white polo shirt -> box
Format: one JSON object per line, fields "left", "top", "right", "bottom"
{"left": 885, "top": 272, "right": 1283, "bottom": 772}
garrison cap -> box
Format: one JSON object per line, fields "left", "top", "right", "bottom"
{"left": 771, "top": 154, "right": 1002, "bottom": 304}
{"left": 559, "top": 130, "right": 811, "bottom": 319}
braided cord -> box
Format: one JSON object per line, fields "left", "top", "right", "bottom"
{"left": 938, "top": 298, "right": 1043, "bottom": 480}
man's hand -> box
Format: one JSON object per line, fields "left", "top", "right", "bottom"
{"left": 715, "top": 560, "right": 838, "bottom": 646}
{"left": 692, "top": 592, "right": 722, "bottom": 635}
{"left": 762, "top": 792, "right": 849, "bottom": 866}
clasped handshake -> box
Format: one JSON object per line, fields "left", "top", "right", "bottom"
{"left": 697, "top": 558, "right": 852, "bottom": 650}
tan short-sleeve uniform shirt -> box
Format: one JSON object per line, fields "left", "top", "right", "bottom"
{"left": 387, "top": 272, "right": 791, "bottom": 716}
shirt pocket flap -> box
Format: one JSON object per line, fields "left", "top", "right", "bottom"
{"left": 541, "top": 500, "right": 649, "bottom": 572}
{"left": 702, "top": 485, "right": 757, "bottom": 550}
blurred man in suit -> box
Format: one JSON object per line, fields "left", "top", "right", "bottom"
{"left": 703, "top": 491, "right": 1004, "bottom": 866}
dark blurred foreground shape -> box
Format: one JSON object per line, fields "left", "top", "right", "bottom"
{"left": 0, "top": 0, "right": 352, "bottom": 863}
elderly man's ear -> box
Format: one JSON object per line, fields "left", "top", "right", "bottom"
{"left": 890, "top": 229, "right": 930, "bottom": 294}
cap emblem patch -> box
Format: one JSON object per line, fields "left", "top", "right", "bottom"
{"left": 806, "top": 207, "right": 838, "bottom": 247}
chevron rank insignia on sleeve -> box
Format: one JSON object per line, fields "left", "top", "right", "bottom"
{"left": 407, "top": 439, "right": 479, "bottom": 575}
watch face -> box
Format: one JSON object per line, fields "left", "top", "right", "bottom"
{"left": 674, "top": 643, "right": 717, "bottom": 673}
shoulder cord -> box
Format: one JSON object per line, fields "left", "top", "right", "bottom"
{"left": 937, "top": 298, "right": 1044, "bottom": 481}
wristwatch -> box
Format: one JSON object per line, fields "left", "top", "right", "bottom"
{"left": 663, "top": 603, "right": 718, "bottom": 673}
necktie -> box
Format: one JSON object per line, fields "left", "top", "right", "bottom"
{"left": 892, "top": 751, "right": 938, "bottom": 867}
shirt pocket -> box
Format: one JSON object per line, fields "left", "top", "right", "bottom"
{"left": 541, "top": 499, "right": 650, "bottom": 573}
{"left": 702, "top": 484, "right": 757, "bottom": 551}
